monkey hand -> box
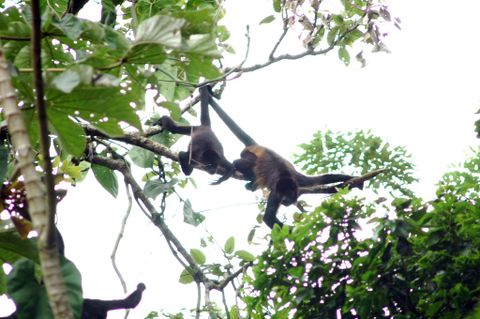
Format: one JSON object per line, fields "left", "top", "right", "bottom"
{"left": 152, "top": 116, "right": 170, "bottom": 132}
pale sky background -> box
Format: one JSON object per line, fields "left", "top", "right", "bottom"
{"left": 2, "top": 0, "right": 480, "bottom": 318}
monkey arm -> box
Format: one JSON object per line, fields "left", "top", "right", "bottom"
{"left": 153, "top": 116, "right": 194, "bottom": 135}
{"left": 263, "top": 192, "right": 284, "bottom": 229}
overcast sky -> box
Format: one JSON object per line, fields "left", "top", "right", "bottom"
{"left": 2, "top": 0, "right": 480, "bottom": 318}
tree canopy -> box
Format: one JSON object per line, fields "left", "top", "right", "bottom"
{"left": 2, "top": 1, "right": 480, "bottom": 319}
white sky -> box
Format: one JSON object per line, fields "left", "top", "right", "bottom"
{"left": 2, "top": 0, "right": 480, "bottom": 318}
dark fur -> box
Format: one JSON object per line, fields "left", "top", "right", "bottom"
{"left": 154, "top": 86, "right": 234, "bottom": 184}
{"left": 207, "top": 92, "right": 362, "bottom": 228}
{"left": 81, "top": 283, "right": 146, "bottom": 319}
{"left": 1, "top": 230, "right": 145, "bottom": 319}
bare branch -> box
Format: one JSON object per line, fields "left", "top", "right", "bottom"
{"left": 111, "top": 178, "right": 132, "bottom": 294}
{"left": 87, "top": 154, "right": 210, "bottom": 283}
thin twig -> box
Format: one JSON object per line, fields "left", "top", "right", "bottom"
{"left": 221, "top": 289, "right": 230, "bottom": 319}
{"left": 111, "top": 178, "right": 132, "bottom": 294}
{"left": 195, "top": 282, "right": 202, "bottom": 319}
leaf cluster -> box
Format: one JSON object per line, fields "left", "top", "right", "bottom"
{"left": 295, "top": 130, "right": 417, "bottom": 196}
{"left": 243, "top": 148, "right": 480, "bottom": 318}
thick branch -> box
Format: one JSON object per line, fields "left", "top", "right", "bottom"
{"left": 84, "top": 125, "right": 178, "bottom": 161}
{"left": 0, "top": 50, "right": 73, "bottom": 319}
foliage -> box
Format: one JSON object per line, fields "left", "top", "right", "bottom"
{"left": 295, "top": 130, "right": 417, "bottom": 196}
{"left": 7, "top": 257, "right": 83, "bottom": 319}
{"left": 243, "top": 148, "right": 480, "bottom": 318}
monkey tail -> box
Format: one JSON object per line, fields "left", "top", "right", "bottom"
{"left": 208, "top": 96, "right": 257, "bottom": 147}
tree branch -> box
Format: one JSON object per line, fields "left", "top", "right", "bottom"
{"left": 87, "top": 154, "right": 210, "bottom": 283}
{"left": 111, "top": 178, "right": 132, "bottom": 295}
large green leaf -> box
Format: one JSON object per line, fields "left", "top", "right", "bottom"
{"left": 47, "top": 86, "right": 142, "bottom": 135}
{"left": 124, "top": 43, "right": 166, "bottom": 64}
{"left": 51, "top": 14, "right": 83, "bottom": 40}
{"left": 91, "top": 164, "right": 119, "bottom": 198}
{"left": 134, "top": 15, "right": 185, "bottom": 49}
{"left": 184, "top": 34, "right": 221, "bottom": 58}
{"left": 7, "top": 257, "right": 82, "bottom": 319}
{"left": 47, "top": 108, "right": 86, "bottom": 157}
{"left": 129, "top": 146, "right": 155, "bottom": 168}
{"left": 0, "top": 231, "right": 39, "bottom": 263}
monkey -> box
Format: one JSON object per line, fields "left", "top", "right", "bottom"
{"left": 0, "top": 227, "right": 145, "bottom": 319}
{"left": 153, "top": 86, "right": 234, "bottom": 185}
{"left": 206, "top": 89, "right": 363, "bottom": 229}
{"left": 81, "top": 283, "right": 146, "bottom": 319}
{"left": 0, "top": 283, "right": 146, "bottom": 319}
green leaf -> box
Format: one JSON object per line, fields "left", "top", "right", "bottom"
{"left": 47, "top": 108, "right": 86, "bottom": 157}
{"left": 47, "top": 86, "right": 142, "bottom": 135}
{"left": 129, "top": 146, "right": 154, "bottom": 168}
{"left": 184, "top": 34, "right": 221, "bottom": 58}
{"left": 230, "top": 305, "right": 240, "bottom": 319}
{"left": 183, "top": 200, "right": 205, "bottom": 226}
{"left": 327, "top": 26, "right": 339, "bottom": 46}
{"left": 125, "top": 43, "right": 166, "bottom": 64}
{"left": 143, "top": 179, "right": 177, "bottom": 199}
{"left": 0, "top": 144, "right": 8, "bottom": 183}
{"left": 190, "top": 248, "right": 206, "bottom": 265}
{"left": 235, "top": 250, "right": 255, "bottom": 262}
{"left": 179, "top": 268, "right": 194, "bottom": 284}
{"left": 259, "top": 15, "right": 276, "bottom": 25}
{"left": 7, "top": 257, "right": 82, "bottom": 319}
{"left": 273, "top": 0, "right": 281, "bottom": 12}
{"left": 338, "top": 46, "right": 350, "bottom": 65}
{"left": 0, "top": 269, "right": 6, "bottom": 295}
{"left": 51, "top": 70, "right": 82, "bottom": 94}
{"left": 224, "top": 236, "right": 235, "bottom": 254}
{"left": 135, "top": 15, "right": 185, "bottom": 49}
{"left": 52, "top": 14, "right": 83, "bottom": 40}
{"left": 0, "top": 231, "right": 39, "bottom": 263}
{"left": 91, "top": 164, "right": 119, "bottom": 197}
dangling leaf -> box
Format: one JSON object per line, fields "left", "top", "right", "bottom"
{"left": 91, "top": 164, "right": 118, "bottom": 198}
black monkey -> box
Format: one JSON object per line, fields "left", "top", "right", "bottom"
{"left": 0, "top": 228, "right": 146, "bottom": 319}
{"left": 0, "top": 284, "right": 145, "bottom": 319}
{"left": 153, "top": 86, "right": 234, "bottom": 185}
{"left": 206, "top": 91, "right": 363, "bottom": 229}
{"left": 81, "top": 283, "right": 146, "bottom": 319}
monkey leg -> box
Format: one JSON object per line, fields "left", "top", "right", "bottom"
{"left": 178, "top": 151, "right": 193, "bottom": 176}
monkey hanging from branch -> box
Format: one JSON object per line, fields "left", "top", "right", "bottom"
{"left": 204, "top": 86, "right": 365, "bottom": 229}
{"left": 153, "top": 86, "right": 235, "bottom": 185}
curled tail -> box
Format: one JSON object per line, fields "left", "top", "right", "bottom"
{"left": 206, "top": 90, "right": 257, "bottom": 147}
